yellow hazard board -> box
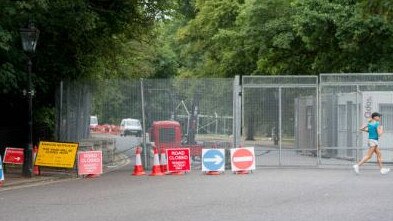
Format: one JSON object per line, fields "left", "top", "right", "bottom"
{"left": 35, "top": 141, "right": 78, "bottom": 168}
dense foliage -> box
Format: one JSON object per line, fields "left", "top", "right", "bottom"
{"left": 1, "top": 0, "right": 393, "bottom": 142}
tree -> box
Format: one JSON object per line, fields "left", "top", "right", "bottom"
{"left": 0, "top": 0, "right": 173, "bottom": 145}
{"left": 175, "top": 0, "right": 244, "bottom": 77}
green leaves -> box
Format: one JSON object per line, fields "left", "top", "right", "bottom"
{"left": 167, "top": 0, "right": 393, "bottom": 76}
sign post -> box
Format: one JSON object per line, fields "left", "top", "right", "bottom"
{"left": 166, "top": 148, "right": 191, "bottom": 173}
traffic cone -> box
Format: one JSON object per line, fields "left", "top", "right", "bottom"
{"left": 160, "top": 148, "right": 168, "bottom": 174}
{"left": 150, "top": 147, "right": 164, "bottom": 176}
{"left": 132, "top": 147, "right": 146, "bottom": 176}
{"left": 33, "top": 145, "right": 40, "bottom": 176}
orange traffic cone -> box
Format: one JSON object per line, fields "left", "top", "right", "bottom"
{"left": 33, "top": 146, "right": 40, "bottom": 176}
{"left": 150, "top": 147, "right": 164, "bottom": 176}
{"left": 160, "top": 148, "right": 168, "bottom": 174}
{"left": 132, "top": 147, "right": 146, "bottom": 176}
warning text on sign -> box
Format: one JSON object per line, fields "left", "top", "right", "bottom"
{"left": 78, "top": 151, "right": 103, "bottom": 175}
{"left": 35, "top": 141, "right": 78, "bottom": 168}
{"left": 166, "top": 148, "right": 191, "bottom": 172}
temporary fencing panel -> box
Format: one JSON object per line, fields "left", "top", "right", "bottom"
{"left": 56, "top": 78, "right": 234, "bottom": 170}
{"left": 54, "top": 74, "right": 393, "bottom": 169}
{"left": 319, "top": 74, "right": 393, "bottom": 165}
{"left": 242, "top": 76, "right": 319, "bottom": 167}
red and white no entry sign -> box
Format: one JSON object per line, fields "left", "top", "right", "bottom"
{"left": 230, "top": 147, "right": 255, "bottom": 171}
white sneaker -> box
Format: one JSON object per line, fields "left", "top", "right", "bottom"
{"left": 353, "top": 164, "right": 360, "bottom": 174}
{"left": 380, "top": 168, "right": 390, "bottom": 175}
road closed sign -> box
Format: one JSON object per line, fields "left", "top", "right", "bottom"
{"left": 166, "top": 148, "right": 190, "bottom": 172}
{"left": 230, "top": 147, "right": 255, "bottom": 172}
{"left": 78, "top": 151, "right": 103, "bottom": 175}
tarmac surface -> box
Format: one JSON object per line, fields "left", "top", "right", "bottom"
{"left": 0, "top": 165, "right": 392, "bottom": 221}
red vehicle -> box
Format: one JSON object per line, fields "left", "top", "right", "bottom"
{"left": 150, "top": 121, "right": 202, "bottom": 157}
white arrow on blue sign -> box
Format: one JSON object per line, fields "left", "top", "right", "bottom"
{"left": 0, "top": 155, "right": 4, "bottom": 181}
{"left": 202, "top": 149, "right": 225, "bottom": 172}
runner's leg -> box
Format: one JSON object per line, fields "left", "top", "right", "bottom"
{"left": 358, "top": 146, "right": 376, "bottom": 166}
{"left": 374, "top": 147, "right": 383, "bottom": 169}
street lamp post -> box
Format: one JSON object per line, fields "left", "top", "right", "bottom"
{"left": 20, "top": 22, "right": 39, "bottom": 178}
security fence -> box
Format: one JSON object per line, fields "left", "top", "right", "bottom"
{"left": 56, "top": 78, "right": 234, "bottom": 169}
{"left": 241, "top": 76, "right": 319, "bottom": 166}
{"left": 54, "top": 74, "right": 393, "bottom": 169}
{"left": 319, "top": 74, "right": 393, "bottom": 166}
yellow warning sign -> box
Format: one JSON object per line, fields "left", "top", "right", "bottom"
{"left": 35, "top": 141, "right": 78, "bottom": 168}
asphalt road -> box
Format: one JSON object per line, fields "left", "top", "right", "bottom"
{"left": 0, "top": 167, "right": 392, "bottom": 221}
{"left": 114, "top": 135, "right": 142, "bottom": 155}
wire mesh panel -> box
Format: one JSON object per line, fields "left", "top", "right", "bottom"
{"left": 320, "top": 74, "right": 393, "bottom": 166}
{"left": 56, "top": 80, "right": 92, "bottom": 142}
{"left": 143, "top": 78, "right": 234, "bottom": 170}
{"left": 56, "top": 79, "right": 143, "bottom": 171}
{"left": 55, "top": 74, "right": 393, "bottom": 169}
{"left": 56, "top": 78, "right": 234, "bottom": 171}
{"left": 242, "top": 76, "right": 318, "bottom": 167}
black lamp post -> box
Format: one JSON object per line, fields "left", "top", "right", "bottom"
{"left": 20, "top": 22, "right": 39, "bottom": 177}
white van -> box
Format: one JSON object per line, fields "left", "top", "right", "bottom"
{"left": 90, "top": 116, "right": 98, "bottom": 131}
{"left": 120, "top": 118, "right": 142, "bottom": 137}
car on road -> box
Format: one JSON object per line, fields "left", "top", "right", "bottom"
{"left": 120, "top": 118, "right": 142, "bottom": 137}
{"left": 90, "top": 116, "right": 98, "bottom": 131}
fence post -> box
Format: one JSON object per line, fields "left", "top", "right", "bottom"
{"left": 278, "top": 86, "right": 282, "bottom": 166}
{"left": 317, "top": 79, "right": 321, "bottom": 166}
{"left": 57, "top": 81, "right": 63, "bottom": 140}
{"left": 233, "top": 76, "right": 242, "bottom": 148}
{"left": 140, "top": 78, "right": 148, "bottom": 169}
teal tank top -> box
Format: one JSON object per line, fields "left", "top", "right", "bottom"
{"left": 368, "top": 121, "right": 380, "bottom": 140}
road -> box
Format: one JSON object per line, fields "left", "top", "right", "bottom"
{"left": 114, "top": 135, "right": 142, "bottom": 155}
{"left": 1, "top": 167, "right": 392, "bottom": 221}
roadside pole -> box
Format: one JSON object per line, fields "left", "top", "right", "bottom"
{"left": 140, "top": 79, "right": 148, "bottom": 169}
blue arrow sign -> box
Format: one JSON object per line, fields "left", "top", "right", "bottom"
{"left": 0, "top": 155, "right": 4, "bottom": 181}
{"left": 202, "top": 149, "right": 225, "bottom": 172}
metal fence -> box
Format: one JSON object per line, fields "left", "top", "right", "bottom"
{"left": 319, "top": 73, "right": 393, "bottom": 166}
{"left": 241, "top": 76, "right": 319, "bottom": 167}
{"left": 54, "top": 74, "right": 393, "bottom": 169}
{"left": 56, "top": 78, "right": 234, "bottom": 170}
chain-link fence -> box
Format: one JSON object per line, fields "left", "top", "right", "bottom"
{"left": 320, "top": 73, "right": 393, "bottom": 166}
{"left": 54, "top": 74, "right": 393, "bottom": 170}
{"left": 241, "top": 76, "right": 319, "bottom": 167}
{"left": 55, "top": 78, "right": 234, "bottom": 170}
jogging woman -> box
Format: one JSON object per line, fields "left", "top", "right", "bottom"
{"left": 353, "top": 112, "right": 390, "bottom": 175}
